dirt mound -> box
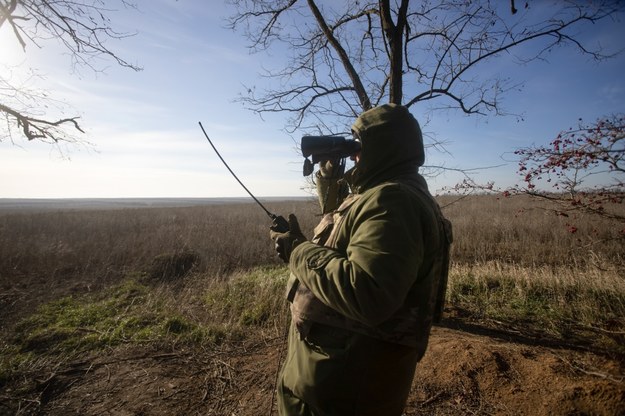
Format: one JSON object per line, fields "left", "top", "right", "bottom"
{"left": 410, "top": 327, "right": 624, "bottom": 415}
{"left": 5, "top": 327, "right": 623, "bottom": 416}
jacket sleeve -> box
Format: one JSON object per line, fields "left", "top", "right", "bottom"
{"left": 315, "top": 171, "right": 350, "bottom": 214}
{"left": 289, "top": 185, "right": 426, "bottom": 327}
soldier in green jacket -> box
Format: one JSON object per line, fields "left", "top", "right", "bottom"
{"left": 270, "top": 103, "right": 452, "bottom": 416}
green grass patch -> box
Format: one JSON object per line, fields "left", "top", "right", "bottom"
{"left": 0, "top": 278, "right": 219, "bottom": 386}
{"left": 11, "top": 280, "right": 160, "bottom": 353}
{"left": 447, "top": 262, "right": 625, "bottom": 354}
{"left": 12, "top": 278, "right": 227, "bottom": 353}
{"left": 1, "top": 267, "right": 291, "bottom": 386}
{"left": 204, "top": 265, "right": 288, "bottom": 328}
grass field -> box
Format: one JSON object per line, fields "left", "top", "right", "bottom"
{"left": 0, "top": 194, "right": 624, "bottom": 414}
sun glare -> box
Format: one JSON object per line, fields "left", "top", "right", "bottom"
{"left": 0, "top": 28, "right": 27, "bottom": 67}
{"left": 0, "top": 28, "right": 33, "bottom": 86}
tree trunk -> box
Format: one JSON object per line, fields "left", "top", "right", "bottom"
{"left": 380, "top": 0, "right": 408, "bottom": 105}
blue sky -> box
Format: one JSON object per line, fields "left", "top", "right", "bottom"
{"left": 1, "top": 0, "right": 624, "bottom": 198}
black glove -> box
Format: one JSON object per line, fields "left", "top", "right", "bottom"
{"left": 270, "top": 214, "right": 307, "bottom": 263}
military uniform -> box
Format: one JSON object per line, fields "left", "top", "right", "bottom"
{"left": 277, "top": 104, "right": 452, "bottom": 416}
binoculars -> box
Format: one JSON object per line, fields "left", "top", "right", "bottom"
{"left": 301, "top": 135, "right": 361, "bottom": 176}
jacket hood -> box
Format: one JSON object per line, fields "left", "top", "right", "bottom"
{"left": 346, "top": 103, "right": 424, "bottom": 192}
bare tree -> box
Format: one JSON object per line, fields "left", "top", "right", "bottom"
{"left": 0, "top": 0, "right": 141, "bottom": 144}
{"left": 226, "top": 0, "right": 623, "bottom": 133}
{"left": 511, "top": 114, "right": 624, "bottom": 233}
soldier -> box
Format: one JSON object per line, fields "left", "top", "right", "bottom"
{"left": 270, "top": 103, "right": 452, "bottom": 416}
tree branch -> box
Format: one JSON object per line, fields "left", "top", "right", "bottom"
{"left": 306, "top": 0, "right": 371, "bottom": 110}
{"left": 0, "top": 102, "right": 83, "bottom": 142}
{"left": 228, "top": 1, "right": 623, "bottom": 131}
{"left": 1, "top": 0, "right": 141, "bottom": 145}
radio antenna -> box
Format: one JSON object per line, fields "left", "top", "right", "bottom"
{"left": 198, "top": 122, "right": 288, "bottom": 232}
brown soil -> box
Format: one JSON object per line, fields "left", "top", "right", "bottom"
{"left": 1, "top": 273, "right": 624, "bottom": 415}
{"left": 1, "top": 323, "right": 623, "bottom": 415}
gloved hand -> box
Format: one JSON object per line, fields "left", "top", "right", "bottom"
{"left": 318, "top": 159, "right": 344, "bottom": 179}
{"left": 270, "top": 214, "right": 307, "bottom": 263}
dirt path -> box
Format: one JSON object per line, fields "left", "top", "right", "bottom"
{"left": 5, "top": 326, "right": 621, "bottom": 416}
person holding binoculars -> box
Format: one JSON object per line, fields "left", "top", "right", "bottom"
{"left": 270, "top": 103, "right": 452, "bottom": 416}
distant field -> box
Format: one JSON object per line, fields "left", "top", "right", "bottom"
{"left": 0, "top": 197, "right": 313, "bottom": 213}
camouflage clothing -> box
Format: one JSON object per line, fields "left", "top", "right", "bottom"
{"left": 277, "top": 104, "right": 452, "bottom": 416}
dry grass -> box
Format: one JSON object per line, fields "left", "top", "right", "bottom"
{"left": 1, "top": 194, "right": 622, "bottom": 281}
{"left": 0, "top": 194, "right": 624, "bottom": 380}
{"left": 438, "top": 194, "right": 624, "bottom": 268}
{"left": 0, "top": 200, "right": 320, "bottom": 282}
{"left": 448, "top": 261, "right": 625, "bottom": 350}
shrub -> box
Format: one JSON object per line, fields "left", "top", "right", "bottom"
{"left": 148, "top": 250, "right": 200, "bottom": 281}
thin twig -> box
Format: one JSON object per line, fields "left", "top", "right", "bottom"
{"left": 556, "top": 355, "right": 625, "bottom": 383}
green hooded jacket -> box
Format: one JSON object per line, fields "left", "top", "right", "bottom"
{"left": 278, "top": 104, "right": 452, "bottom": 415}
{"left": 287, "top": 103, "right": 450, "bottom": 353}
